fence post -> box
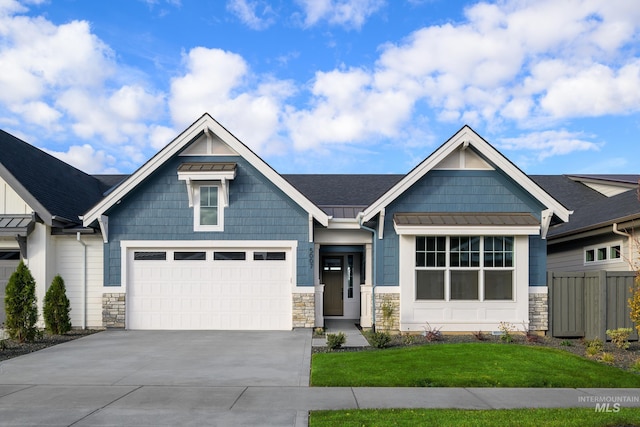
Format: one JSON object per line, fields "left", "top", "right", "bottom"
{"left": 547, "top": 271, "right": 554, "bottom": 337}
{"left": 596, "top": 270, "right": 607, "bottom": 341}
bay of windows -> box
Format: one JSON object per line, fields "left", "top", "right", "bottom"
{"left": 416, "top": 236, "right": 514, "bottom": 301}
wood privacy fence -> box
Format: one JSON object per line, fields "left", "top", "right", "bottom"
{"left": 548, "top": 271, "right": 638, "bottom": 341}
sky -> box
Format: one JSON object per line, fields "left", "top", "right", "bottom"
{"left": 0, "top": 0, "right": 639, "bottom": 176}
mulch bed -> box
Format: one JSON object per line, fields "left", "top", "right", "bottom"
{"left": 314, "top": 330, "right": 640, "bottom": 373}
{"left": 0, "top": 329, "right": 100, "bottom": 362}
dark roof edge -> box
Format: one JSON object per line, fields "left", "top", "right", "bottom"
{"left": 548, "top": 212, "right": 640, "bottom": 242}
{"left": 0, "top": 163, "right": 52, "bottom": 225}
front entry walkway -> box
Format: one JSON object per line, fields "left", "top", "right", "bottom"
{"left": 312, "top": 319, "right": 370, "bottom": 348}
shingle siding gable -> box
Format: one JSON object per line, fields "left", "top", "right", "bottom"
{"left": 104, "top": 155, "right": 312, "bottom": 287}
{"left": 378, "top": 169, "right": 547, "bottom": 286}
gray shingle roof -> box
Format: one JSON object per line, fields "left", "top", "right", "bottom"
{"left": 531, "top": 175, "right": 640, "bottom": 238}
{"left": 283, "top": 174, "right": 403, "bottom": 217}
{"left": 0, "top": 130, "right": 107, "bottom": 226}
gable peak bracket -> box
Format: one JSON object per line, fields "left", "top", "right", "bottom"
{"left": 540, "top": 209, "right": 552, "bottom": 240}
{"left": 98, "top": 215, "right": 109, "bottom": 243}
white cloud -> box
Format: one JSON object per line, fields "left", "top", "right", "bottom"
{"left": 43, "top": 144, "right": 117, "bottom": 174}
{"left": 285, "top": 67, "right": 414, "bottom": 149}
{"left": 0, "top": 2, "right": 169, "bottom": 172}
{"left": 226, "top": 0, "right": 276, "bottom": 30}
{"left": 296, "top": 0, "right": 385, "bottom": 29}
{"left": 284, "top": 0, "right": 640, "bottom": 155}
{"left": 496, "top": 130, "right": 601, "bottom": 161}
{"left": 169, "top": 47, "right": 294, "bottom": 153}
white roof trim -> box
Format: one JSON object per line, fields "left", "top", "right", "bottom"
{"left": 362, "top": 125, "right": 572, "bottom": 223}
{"left": 83, "top": 114, "right": 329, "bottom": 230}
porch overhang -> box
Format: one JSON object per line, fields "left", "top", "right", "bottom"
{"left": 393, "top": 212, "right": 540, "bottom": 236}
{"left": 0, "top": 214, "right": 35, "bottom": 237}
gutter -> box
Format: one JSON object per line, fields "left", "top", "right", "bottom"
{"left": 76, "top": 232, "right": 87, "bottom": 330}
{"left": 358, "top": 213, "right": 377, "bottom": 332}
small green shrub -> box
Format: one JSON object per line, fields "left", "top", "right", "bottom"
{"left": 498, "top": 321, "right": 515, "bottom": 343}
{"left": 584, "top": 337, "right": 604, "bottom": 358}
{"left": 599, "top": 352, "right": 615, "bottom": 364}
{"left": 43, "top": 275, "right": 72, "bottom": 335}
{"left": 367, "top": 331, "right": 391, "bottom": 348}
{"left": 313, "top": 327, "right": 325, "bottom": 337}
{"left": 631, "top": 358, "right": 640, "bottom": 372}
{"left": 606, "top": 327, "right": 632, "bottom": 350}
{"left": 326, "top": 332, "right": 346, "bottom": 350}
{"left": 560, "top": 340, "right": 573, "bottom": 347}
{"left": 4, "top": 261, "right": 38, "bottom": 343}
{"left": 401, "top": 333, "right": 419, "bottom": 345}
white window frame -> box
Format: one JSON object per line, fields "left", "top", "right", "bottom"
{"left": 584, "top": 241, "right": 623, "bottom": 265}
{"left": 194, "top": 183, "right": 223, "bottom": 232}
{"left": 415, "top": 235, "right": 515, "bottom": 302}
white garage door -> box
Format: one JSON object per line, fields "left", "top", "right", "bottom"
{"left": 127, "top": 246, "right": 293, "bottom": 330}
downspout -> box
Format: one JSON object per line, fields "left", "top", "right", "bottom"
{"left": 76, "top": 232, "right": 87, "bottom": 330}
{"left": 612, "top": 223, "right": 633, "bottom": 264}
{"left": 358, "top": 213, "right": 378, "bottom": 332}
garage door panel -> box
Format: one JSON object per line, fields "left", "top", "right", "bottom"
{"left": 128, "top": 247, "right": 292, "bottom": 330}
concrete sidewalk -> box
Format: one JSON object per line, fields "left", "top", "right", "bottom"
{"left": 0, "top": 385, "right": 639, "bottom": 426}
{"left": 312, "top": 318, "right": 370, "bottom": 348}
{"left": 1, "top": 330, "right": 639, "bottom": 426}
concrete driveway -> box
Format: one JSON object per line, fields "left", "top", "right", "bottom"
{"left": 0, "top": 329, "right": 315, "bottom": 426}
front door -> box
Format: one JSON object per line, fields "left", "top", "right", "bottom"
{"left": 322, "top": 256, "right": 343, "bottom": 316}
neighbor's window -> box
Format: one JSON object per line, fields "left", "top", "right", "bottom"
{"left": 415, "top": 236, "right": 514, "bottom": 301}
{"left": 584, "top": 242, "right": 623, "bottom": 265}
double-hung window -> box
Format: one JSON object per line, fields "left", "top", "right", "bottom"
{"left": 195, "top": 184, "right": 221, "bottom": 230}
{"left": 177, "top": 162, "right": 236, "bottom": 232}
{"left": 416, "top": 236, "right": 514, "bottom": 301}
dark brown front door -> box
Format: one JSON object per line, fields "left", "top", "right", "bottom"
{"left": 322, "top": 256, "right": 343, "bottom": 316}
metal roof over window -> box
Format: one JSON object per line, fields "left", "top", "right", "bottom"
{"left": 394, "top": 212, "right": 540, "bottom": 226}
{"left": 0, "top": 215, "right": 35, "bottom": 236}
{"left": 177, "top": 162, "right": 237, "bottom": 173}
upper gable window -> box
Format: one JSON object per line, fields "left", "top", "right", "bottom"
{"left": 177, "top": 162, "right": 236, "bottom": 233}
{"left": 194, "top": 184, "right": 222, "bottom": 231}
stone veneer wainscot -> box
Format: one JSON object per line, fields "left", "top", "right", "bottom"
{"left": 292, "top": 293, "right": 315, "bottom": 328}
{"left": 102, "top": 293, "right": 126, "bottom": 328}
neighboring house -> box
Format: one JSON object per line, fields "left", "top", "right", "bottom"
{"left": 532, "top": 175, "right": 640, "bottom": 272}
{"left": 1, "top": 114, "right": 572, "bottom": 333}
{"left": 0, "top": 129, "right": 122, "bottom": 328}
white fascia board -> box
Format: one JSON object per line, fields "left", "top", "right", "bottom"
{"left": 363, "top": 126, "right": 572, "bottom": 223}
{"left": 393, "top": 224, "right": 540, "bottom": 236}
{"left": 326, "top": 218, "right": 361, "bottom": 229}
{"left": 177, "top": 171, "right": 237, "bottom": 181}
{"left": 120, "top": 240, "right": 299, "bottom": 249}
{"left": 84, "top": 114, "right": 329, "bottom": 227}
{"left": 362, "top": 129, "right": 466, "bottom": 222}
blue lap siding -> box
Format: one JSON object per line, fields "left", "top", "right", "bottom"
{"left": 103, "top": 155, "right": 312, "bottom": 287}
{"left": 377, "top": 169, "right": 547, "bottom": 287}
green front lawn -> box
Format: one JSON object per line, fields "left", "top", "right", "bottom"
{"left": 309, "top": 408, "right": 640, "bottom": 427}
{"left": 311, "top": 343, "right": 640, "bottom": 387}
